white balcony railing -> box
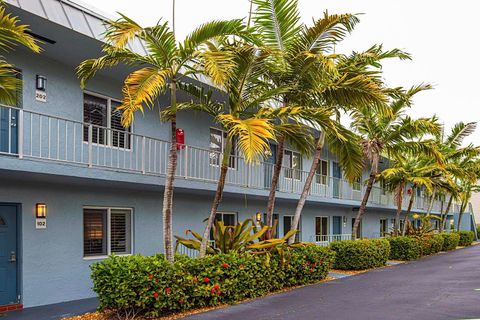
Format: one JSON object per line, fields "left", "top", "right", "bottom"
{"left": 315, "top": 234, "right": 352, "bottom": 246}
{"left": 0, "top": 105, "right": 464, "bottom": 214}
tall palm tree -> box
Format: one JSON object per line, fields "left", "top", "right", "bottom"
{"left": 0, "top": 1, "right": 41, "bottom": 104}
{"left": 251, "top": 0, "right": 391, "bottom": 234}
{"left": 427, "top": 122, "right": 480, "bottom": 231}
{"left": 378, "top": 156, "right": 444, "bottom": 235}
{"left": 77, "top": 14, "right": 251, "bottom": 262}
{"left": 350, "top": 85, "right": 443, "bottom": 239}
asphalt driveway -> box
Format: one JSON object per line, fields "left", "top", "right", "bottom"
{"left": 186, "top": 245, "right": 480, "bottom": 320}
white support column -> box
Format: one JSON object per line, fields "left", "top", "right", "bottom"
{"left": 18, "top": 109, "right": 23, "bottom": 159}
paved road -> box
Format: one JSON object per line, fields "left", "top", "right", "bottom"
{"left": 187, "top": 245, "right": 480, "bottom": 320}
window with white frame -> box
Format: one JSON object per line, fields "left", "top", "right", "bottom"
{"left": 315, "top": 216, "right": 329, "bottom": 241}
{"left": 209, "top": 128, "right": 236, "bottom": 169}
{"left": 83, "top": 207, "right": 133, "bottom": 257}
{"left": 315, "top": 160, "right": 328, "bottom": 184}
{"left": 210, "top": 212, "right": 237, "bottom": 241}
{"left": 284, "top": 150, "right": 302, "bottom": 180}
{"left": 83, "top": 93, "right": 131, "bottom": 149}
{"left": 353, "top": 177, "right": 362, "bottom": 191}
{"left": 380, "top": 218, "right": 388, "bottom": 237}
{"left": 283, "top": 215, "right": 301, "bottom": 242}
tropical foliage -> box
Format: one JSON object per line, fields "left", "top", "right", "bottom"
{"left": 91, "top": 246, "right": 334, "bottom": 317}
{"left": 0, "top": 1, "right": 41, "bottom": 105}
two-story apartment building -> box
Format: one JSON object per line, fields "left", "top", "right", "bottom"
{"left": 0, "top": 0, "right": 476, "bottom": 310}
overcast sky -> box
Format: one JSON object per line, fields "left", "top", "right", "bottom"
{"left": 78, "top": 0, "right": 480, "bottom": 144}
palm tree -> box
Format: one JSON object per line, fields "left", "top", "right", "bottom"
{"left": 251, "top": 0, "right": 392, "bottom": 234}
{"left": 426, "top": 122, "right": 480, "bottom": 232}
{"left": 0, "top": 1, "right": 41, "bottom": 104}
{"left": 378, "top": 156, "right": 444, "bottom": 235}
{"left": 350, "top": 85, "right": 443, "bottom": 239}
{"left": 77, "top": 14, "right": 251, "bottom": 262}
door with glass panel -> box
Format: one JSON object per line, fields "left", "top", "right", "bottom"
{"left": 332, "top": 216, "right": 342, "bottom": 240}
{"left": 380, "top": 218, "right": 388, "bottom": 237}
{"left": 332, "top": 162, "right": 342, "bottom": 198}
{"left": 315, "top": 216, "right": 329, "bottom": 243}
{"left": 283, "top": 215, "right": 301, "bottom": 242}
{"left": 0, "top": 70, "right": 21, "bottom": 154}
{"left": 264, "top": 143, "right": 277, "bottom": 189}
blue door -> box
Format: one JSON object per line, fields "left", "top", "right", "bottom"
{"left": 332, "top": 216, "right": 342, "bottom": 235}
{"left": 0, "top": 205, "right": 17, "bottom": 305}
{"left": 332, "top": 162, "right": 341, "bottom": 198}
{"left": 264, "top": 143, "right": 277, "bottom": 189}
{"left": 0, "top": 108, "right": 17, "bottom": 154}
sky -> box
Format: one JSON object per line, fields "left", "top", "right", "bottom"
{"left": 78, "top": 0, "right": 480, "bottom": 145}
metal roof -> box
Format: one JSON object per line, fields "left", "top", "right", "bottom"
{"left": 5, "top": 0, "right": 149, "bottom": 55}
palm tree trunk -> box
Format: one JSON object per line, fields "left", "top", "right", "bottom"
{"left": 440, "top": 195, "right": 453, "bottom": 232}
{"left": 394, "top": 183, "right": 405, "bottom": 236}
{"left": 456, "top": 200, "right": 467, "bottom": 232}
{"left": 401, "top": 185, "right": 416, "bottom": 236}
{"left": 265, "top": 133, "right": 285, "bottom": 239}
{"left": 199, "top": 140, "right": 232, "bottom": 257}
{"left": 426, "top": 187, "right": 437, "bottom": 214}
{"left": 163, "top": 79, "right": 178, "bottom": 262}
{"left": 352, "top": 154, "right": 379, "bottom": 240}
{"left": 289, "top": 132, "right": 326, "bottom": 244}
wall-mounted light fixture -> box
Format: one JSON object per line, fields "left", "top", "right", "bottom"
{"left": 36, "top": 203, "right": 47, "bottom": 218}
{"left": 391, "top": 218, "right": 395, "bottom": 227}
{"left": 36, "top": 75, "right": 47, "bottom": 91}
{"left": 255, "top": 212, "right": 262, "bottom": 222}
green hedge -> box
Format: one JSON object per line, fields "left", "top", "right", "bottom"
{"left": 416, "top": 235, "right": 443, "bottom": 256}
{"left": 440, "top": 233, "right": 460, "bottom": 251}
{"left": 387, "top": 236, "right": 421, "bottom": 261}
{"left": 91, "top": 246, "right": 334, "bottom": 317}
{"left": 457, "top": 231, "right": 474, "bottom": 246}
{"left": 330, "top": 239, "right": 390, "bottom": 270}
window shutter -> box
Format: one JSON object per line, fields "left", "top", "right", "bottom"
{"left": 83, "top": 94, "right": 107, "bottom": 144}
{"left": 110, "top": 209, "right": 132, "bottom": 254}
{"left": 111, "top": 100, "right": 131, "bottom": 149}
{"left": 83, "top": 209, "right": 107, "bottom": 256}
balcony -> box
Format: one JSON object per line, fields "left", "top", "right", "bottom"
{"left": 0, "top": 105, "right": 461, "bottom": 214}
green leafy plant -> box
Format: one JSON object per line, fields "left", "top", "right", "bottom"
{"left": 91, "top": 247, "right": 334, "bottom": 317}
{"left": 330, "top": 239, "right": 390, "bottom": 270}
{"left": 440, "top": 233, "right": 460, "bottom": 251}
{"left": 456, "top": 231, "right": 474, "bottom": 246}
{"left": 387, "top": 236, "right": 421, "bottom": 261}
{"left": 404, "top": 214, "right": 439, "bottom": 237}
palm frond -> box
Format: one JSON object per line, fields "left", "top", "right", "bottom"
{"left": 253, "top": 0, "right": 301, "bottom": 51}
{"left": 104, "top": 13, "right": 143, "bottom": 49}
{"left": 0, "top": 5, "right": 41, "bottom": 53}
{"left": 446, "top": 122, "right": 477, "bottom": 148}
{"left": 118, "top": 67, "right": 170, "bottom": 126}
{"left": 218, "top": 114, "right": 275, "bottom": 163}
{"left": 0, "top": 59, "right": 20, "bottom": 105}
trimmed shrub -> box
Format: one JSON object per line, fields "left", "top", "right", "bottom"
{"left": 387, "top": 236, "right": 421, "bottom": 261}
{"left": 430, "top": 234, "right": 444, "bottom": 254}
{"left": 440, "top": 233, "right": 460, "bottom": 251}
{"left": 91, "top": 246, "right": 334, "bottom": 317}
{"left": 330, "top": 239, "right": 390, "bottom": 270}
{"left": 457, "top": 231, "right": 474, "bottom": 246}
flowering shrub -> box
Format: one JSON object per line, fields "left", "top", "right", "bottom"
{"left": 440, "top": 233, "right": 460, "bottom": 251}
{"left": 456, "top": 231, "right": 474, "bottom": 246}
{"left": 91, "top": 246, "right": 334, "bottom": 317}
{"left": 330, "top": 239, "right": 390, "bottom": 270}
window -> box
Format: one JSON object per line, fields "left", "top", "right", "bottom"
{"left": 352, "top": 177, "right": 361, "bottom": 191}
{"left": 380, "top": 218, "right": 388, "bottom": 237}
{"left": 315, "top": 216, "right": 329, "bottom": 241}
{"left": 263, "top": 213, "right": 279, "bottom": 237}
{"left": 211, "top": 212, "right": 237, "bottom": 241}
{"left": 209, "top": 128, "right": 236, "bottom": 169}
{"left": 0, "top": 216, "right": 5, "bottom": 226}
{"left": 315, "top": 160, "right": 328, "bottom": 184}
{"left": 283, "top": 215, "right": 301, "bottom": 242}
{"left": 83, "top": 93, "right": 131, "bottom": 149}
{"left": 83, "top": 207, "right": 132, "bottom": 257}
{"left": 432, "top": 218, "right": 440, "bottom": 230}
{"left": 351, "top": 218, "right": 362, "bottom": 239}
{"left": 284, "top": 150, "right": 302, "bottom": 180}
